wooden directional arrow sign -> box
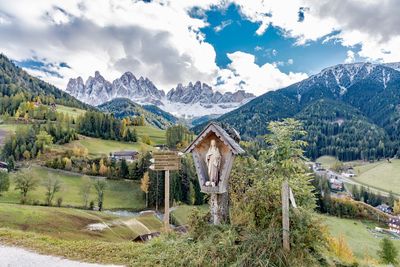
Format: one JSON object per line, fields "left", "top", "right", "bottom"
{"left": 151, "top": 151, "right": 181, "bottom": 171}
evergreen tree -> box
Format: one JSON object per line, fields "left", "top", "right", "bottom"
{"left": 119, "top": 159, "right": 129, "bottom": 178}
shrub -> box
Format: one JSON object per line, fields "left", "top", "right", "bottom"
{"left": 56, "top": 197, "right": 63, "bottom": 207}
{"left": 328, "top": 234, "right": 355, "bottom": 264}
{"left": 378, "top": 238, "right": 398, "bottom": 265}
{"left": 89, "top": 200, "right": 95, "bottom": 210}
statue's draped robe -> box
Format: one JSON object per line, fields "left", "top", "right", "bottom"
{"left": 206, "top": 146, "right": 221, "bottom": 184}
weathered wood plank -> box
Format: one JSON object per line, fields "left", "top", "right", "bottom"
{"left": 282, "top": 180, "right": 290, "bottom": 251}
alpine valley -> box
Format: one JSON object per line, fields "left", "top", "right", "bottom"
{"left": 66, "top": 71, "right": 255, "bottom": 119}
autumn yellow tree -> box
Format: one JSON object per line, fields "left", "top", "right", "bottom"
{"left": 14, "top": 110, "right": 20, "bottom": 120}
{"left": 91, "top": 162, "right": 98, "bottom": 175}
{"left": 22, "top": 150, "right": 31, "bottom": 160}
{"left": 394, "top": 200, "right": 400, "bottom": 215}
{"left": 63, "top": 157, "right": 72, "bottom": 171}
{"left": 140, "top": 172, "right": 150, "bottom": 207}
{"left": 121, "top": 119, "right": 128, "bottom": 139}
{"left": 98, "top": 159, "right": 108, "bottom": 176}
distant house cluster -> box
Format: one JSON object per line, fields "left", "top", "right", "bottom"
{"left": 313, "top": 162, "right": 326, "bottom": 172}
{"left": 110, "top": 150, "right": 138, "bottom": 162}
{"left": 0, "top": 161, "right": 8, "bottom": 172}
{"left": 341, "top": 167, "right": 356, "bottom": 178}
{"left": 389, "top": 217, "right": 400, "bottom": 234}
{"left": 328, "top": 177, "right": 344, "bottom": 191}
{"left": 376, "top": 203, "right": 393, "bottom": 214}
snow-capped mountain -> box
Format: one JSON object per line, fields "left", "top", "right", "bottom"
{"left": 66, "top": 71, "right": 164, "bottom": 106}
{"left": 66, "top": 72, "right": 255, "bottom": 118}
{"left": 293, "top": 62, "right": 400, "bottom": 101}
{"left": 197, "top": 61, "right": 400, "bottom": 138}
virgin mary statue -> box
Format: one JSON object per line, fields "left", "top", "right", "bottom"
{"left": 205, "top": 139, "right": 221, "bottom": 186}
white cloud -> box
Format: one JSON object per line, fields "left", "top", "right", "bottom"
{"left": 287, "top": 59, "right": 294, "bottom": 65}
{"left": 2, "top": 0, "right": 399, "bottom": 97}
{"left": 344, "top": 50, "right": 355, "bottom": 63}
{"left": 215, "top": 51, "right": 308, "bottom": 96}
{"left": 229, "top": 0, "right": 400, "bottom": 62}
{"left": 0, "top": 0, "right": 219, "bottom": 90}
{"left": 214, "top": 20, "right": 232, "bottom": 32}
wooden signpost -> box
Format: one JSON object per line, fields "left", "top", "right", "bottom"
{"left": 150, "top": 151, "right": 180, "bottom": 230}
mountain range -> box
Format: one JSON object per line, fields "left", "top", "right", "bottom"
{"left": 66, "top": 72, "right": 255, "bottom": 118}
{"left": 4, "top": 50, "right": 400, "bottom": 161}
{"left": 195, "top": 61, "right": 400, "bottom": 161}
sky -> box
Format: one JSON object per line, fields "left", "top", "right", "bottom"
{"left": 0, "top": 0, "right": 400, "bottom": 96}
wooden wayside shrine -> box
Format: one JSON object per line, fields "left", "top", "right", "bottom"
{"left": 185, "top": 122, "right": 244, "bottom": 224}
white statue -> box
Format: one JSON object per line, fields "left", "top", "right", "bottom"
{"left": 205, "top": 139, "right": 221, "bottom": 187}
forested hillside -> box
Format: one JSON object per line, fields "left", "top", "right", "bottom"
{"left": 0, "top": 54, "right": 89, "bottom": 116}
{"left": 297, "top": 99, "right": 391, "bottom": 161}
{"left": 98, "top": 98, "right": 177, "bottom": 129}
{"left": 195, "top": 62, "right": 400, "bottom": 161}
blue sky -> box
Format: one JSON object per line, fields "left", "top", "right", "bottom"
{"left": 199, "top": 4, "right": 360, "bottom": 75}
{"left": 0, "top": 0, "right": 398, "bottom": 95}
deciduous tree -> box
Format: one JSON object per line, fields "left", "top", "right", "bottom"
{"left": 140, "top": 172, "right": 150, "bottom": 207}
{"left": 14, "top": 169, "right": 40, "bottom": 204}
{"left": 94, "top": 179, "right": 107, "bottom": 211}
{"left": 44, "top": 176, "right": 62, "bottom": 206}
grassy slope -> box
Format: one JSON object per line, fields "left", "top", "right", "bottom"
{"left": 0, "top": 203, "right": 164, "bottom": 265}
{"left": 352, "top": 159, "right": 400, "bottom": 194}
{"left": 65, "top": 136, "right": 151, "bottom": 157}
{"left": 133, "top": 125, "right": 166, "bottom": 145}
{"left": 57, "top": 105, "right": 86, "bottom": 118}
{"left": 0, "top": 166, "right": 145, "bottom": 210}
{"left": 0, "top": 203, "right": 162, "bottom": 241}
{"left": 0, "top": 123, "right": 29, "bottom": 133}
{"left": 316, "top": 155, "right": 339, "bottom": 169}
{"left": 322, "top": 214, "right": 400, "bottom": 260}
{"left": 0, "top": 203, "right": 119, "bottom": 240}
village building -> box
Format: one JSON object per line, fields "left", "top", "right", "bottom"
{"left": 110, "top": 150, "right": 139, "bottom": 162}
{"left": 328, "top": 177, "right": 344, "bottom": 191}
{"left": 342, "top": 167, "right": 356, "bottom": 178}
{"left": 376, "top": 203, "right": 393, "bottom": 214}
{"left": 0, "top": 161, "right": 8, "bottom": 172}
{"left": 389, "top": 217, "right": 400, "bottom": 234}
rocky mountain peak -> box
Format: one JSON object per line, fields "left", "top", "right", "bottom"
{"left": 65, "top": 72, "right": 255, "bottom": 118}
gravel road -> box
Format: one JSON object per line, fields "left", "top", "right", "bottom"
{"left": 0, "top": 244, "right": 123, "bottom": 267}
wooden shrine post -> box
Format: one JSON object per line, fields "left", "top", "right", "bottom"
{"left": 150, "top": 151, "right": 180, "bottom": 231}
{"left": 282, "top": 180, "right": 290, "bottom": 251}
{"left": 184, "top": 122, "right": 244, "bottom": 225}
{"left": 164, "top": 169, "right": 170, "bottom": 229}
{"left": 282, "top": 180, "right": 298, "bottom": 252}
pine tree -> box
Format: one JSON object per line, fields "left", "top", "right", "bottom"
{"left": 120, "top": 159, "right": 129, "bottom": 178}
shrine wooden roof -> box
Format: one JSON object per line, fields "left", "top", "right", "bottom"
{"left": 184, "top": 122, "right": 245, "bottom": 155}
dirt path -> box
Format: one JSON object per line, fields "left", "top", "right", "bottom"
{"left": 0, "top": 244, "right": 123, "bottom": 267}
